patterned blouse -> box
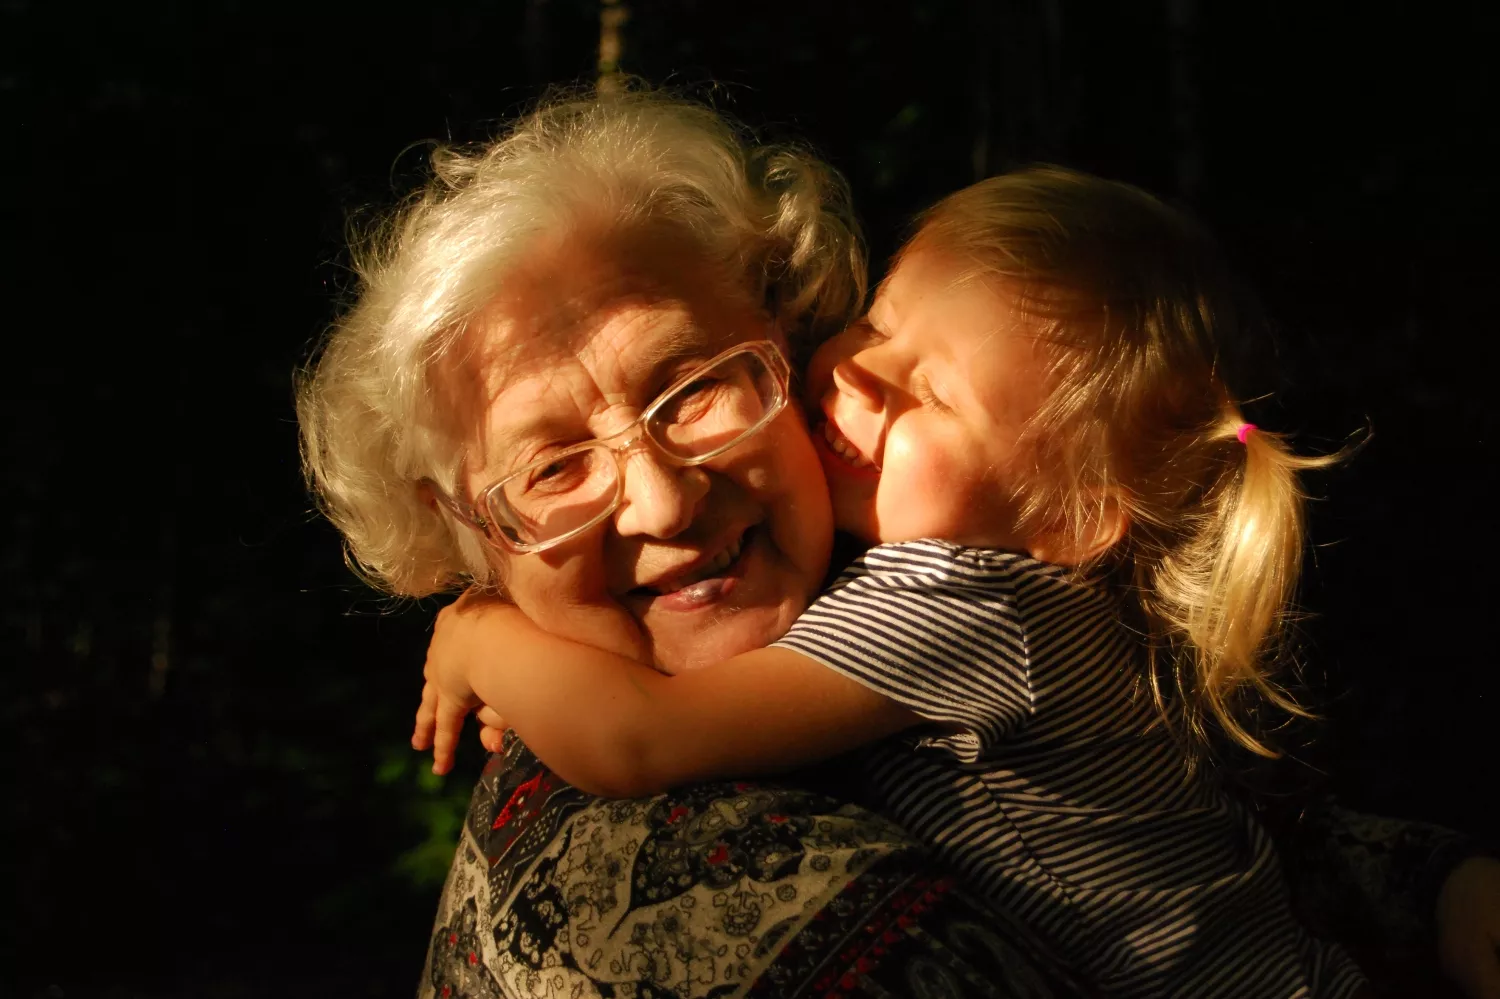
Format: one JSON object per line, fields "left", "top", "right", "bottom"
{"left": 420, "top": 732, "right": 1097, "bottom": 998}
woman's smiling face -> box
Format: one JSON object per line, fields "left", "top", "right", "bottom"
{"left": 449, "top": 230, "right": 833, "bottom": 672}
{"left": 806, "top": 248, "right": 1053, "bottom": 552}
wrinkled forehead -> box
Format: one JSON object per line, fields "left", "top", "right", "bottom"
{"left": 431, "top": 229, "right": 763, "bottom": 470}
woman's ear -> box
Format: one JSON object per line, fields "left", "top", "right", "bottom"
{"left": 1029, "top": 494, "right": 1128, "bottom": 567}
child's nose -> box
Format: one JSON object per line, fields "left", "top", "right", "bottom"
{"left": 830, "top": 357, "right": 885, "bottom": 412}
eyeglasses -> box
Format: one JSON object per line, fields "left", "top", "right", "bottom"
{"left": 424, "top": 340, "right": 791, "bottom": 554}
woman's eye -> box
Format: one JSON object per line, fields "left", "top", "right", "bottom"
{"left": 676, "top": 377, "right": 719, "bottom": 398}
{"left": 532, "top": 459, "right": 566, "bottom": 482}
{"left": 524, "top": 453, "right": 586, "bottom": 492}
{"left": 661, "top": 377, "right": 727, "bottom": 422}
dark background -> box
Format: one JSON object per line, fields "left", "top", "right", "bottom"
{"left": 7, "top": 1, "right": 1497, "bottom": 995}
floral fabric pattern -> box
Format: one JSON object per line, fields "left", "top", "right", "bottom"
{"left": 420, "top": 734, "right": 1092, "bottom": 999}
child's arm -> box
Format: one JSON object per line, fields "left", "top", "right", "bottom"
{"left": 412, "top": 591, "right": 920, "bottom": 797}
{"left": 1438, "top": 855, "right": 1500, "bottom": 999}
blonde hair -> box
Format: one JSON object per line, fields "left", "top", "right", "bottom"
{"left": 296, "top": 86, "right": 865, "bottom": 597}
{"left": 910, "top": 166, "right": 1347, "bottom": 758}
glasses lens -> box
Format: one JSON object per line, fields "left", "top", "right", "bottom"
{"left": 489, "top": 446, "right": 618, "bottom": 547}
{"left": 647, "top": 349, "right": 784, "bottom": 459}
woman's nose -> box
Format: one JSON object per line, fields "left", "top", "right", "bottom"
{"left": 613, "top": 451, "right": 711, "bottom": 539}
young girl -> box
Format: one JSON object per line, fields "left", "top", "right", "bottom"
{"left": 415, "top": 166, "right": 1366, "bottom": 997}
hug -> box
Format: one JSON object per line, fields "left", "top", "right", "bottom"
{"left": 298, "top": 88, "right": 1499, "bottom": 998}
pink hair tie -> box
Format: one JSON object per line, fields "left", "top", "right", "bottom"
{"left": 1235, "top": 423, "right": 1257, "bottom": 444}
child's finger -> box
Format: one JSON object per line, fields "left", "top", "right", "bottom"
{"left": 1461, "top": 934, "right": 1500, "bottom": 999}
{"left": 431, "top": 698, "right": 468, "bottom": 775}
{"left": 474, "top": 706, "right": 509, "bottom": 754}
{"left": 1448, "top": 940, "right": 1500, "bottom": 999}
{"left": 475, "top": 705, "right": 508, "bottom": 731}
{"left": 412, "top": 681, "right": 440, "bottom": 751}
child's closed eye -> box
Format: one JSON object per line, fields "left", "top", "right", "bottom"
{"left": 915, "top": 377, "right": 950, "bottom": 411}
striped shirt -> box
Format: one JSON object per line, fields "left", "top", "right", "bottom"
{"left": 774, "top": 541, "right": 1366, "bottom": 998}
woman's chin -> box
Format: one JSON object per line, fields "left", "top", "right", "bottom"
{"left": 654, "top": 602, "right": 800, "bottom": 673}
{"left": 643, "top": 531, "right": 811, "bottom": 673}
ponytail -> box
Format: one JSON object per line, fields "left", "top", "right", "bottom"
{"left": 1133, "top": 421, "right": 1348, "bottom": 758}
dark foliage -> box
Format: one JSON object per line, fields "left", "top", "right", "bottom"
{"left": 6, "top": 1, "right": 1496, "bottom": 995}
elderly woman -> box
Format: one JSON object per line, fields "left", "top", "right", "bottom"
{"left": 298, "top": 90, "right": 1497, "bottom": 998}
{"left": 300, "top": 89, "right": 1095, "bottom": 999}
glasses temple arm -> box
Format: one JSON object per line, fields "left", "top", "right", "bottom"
{"left": 418, "top": 477, "right": 489, "bottom": 530}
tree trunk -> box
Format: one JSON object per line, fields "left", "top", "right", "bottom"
{"left": 524, "top": 0, "right": 550, "bottom": 85}
{"left": 971, "top": 0, "right": 993, "bottom": 181}
{"left": 598, "top": 0, "right": 629, "bottom": 95}
{"left": 1167, "top": 0, "right": 1201, "bottom": 198}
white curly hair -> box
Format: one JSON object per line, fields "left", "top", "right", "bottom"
{"left": 296, "top": 87, "right": 865, "bottom": 596}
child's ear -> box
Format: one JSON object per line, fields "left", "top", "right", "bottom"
{"left": 1029, "top": 495, "right": 1128, "bottom": 567}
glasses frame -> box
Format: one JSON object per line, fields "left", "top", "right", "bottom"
{"left": 423, "top": 339, "right": 791, "bottom": 555}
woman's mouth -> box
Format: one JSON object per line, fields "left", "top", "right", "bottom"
{"left": 631, "top": 527, "right": 755, "bottom": 609}
{"left": 653, "top": 531, "right": 745, "bottom": 595}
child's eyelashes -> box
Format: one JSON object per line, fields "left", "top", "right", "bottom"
{"left": 914, "top": 377, "right": 950, "bottom": 411}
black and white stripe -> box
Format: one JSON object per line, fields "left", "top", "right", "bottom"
{"left": 775, "top": 540, "right": 1365, "bottom": 998}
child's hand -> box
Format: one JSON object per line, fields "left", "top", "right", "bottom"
{"left": 412, "top": 675, "right": 477, "bottom": 775}
{"left": 1438, "top": 855, "right": 1500, "bottom": 999}
{"left": 476, "top": 705, "right": 509, "bottom": 754}
{"left": 411, "top": 589, "right": 511, "bottom": 774}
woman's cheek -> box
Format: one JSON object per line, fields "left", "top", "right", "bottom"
{"left": 517, "top": 539, "right": 652, "bottom": 661}
{"left": 766, "top": 410, "right": 833, "bottom": 574}
{"left": 804, "top": 335, "right": 847, "bottom": 408}
{"left": 765, "top": 407, "right": 824, "bottom": 492}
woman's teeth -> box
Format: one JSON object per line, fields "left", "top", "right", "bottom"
{"left": 655, "top": 534, "right": 745, "bottom": 594}
{"left": 822, "top": 420, "right": 876, "bottom": 469}
{"left": 704, "top": 535, "right": 744, "bottom": 574}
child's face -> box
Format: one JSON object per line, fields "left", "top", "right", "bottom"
{"left": 806, "top": 248, "right": 1052, "bottom": 551}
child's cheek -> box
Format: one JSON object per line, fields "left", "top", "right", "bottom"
{"left": 882, "top": 434, "right": 986, "bottom": 542}
{"left": 873, "top": 439, "right": 936, "bottom": 538}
